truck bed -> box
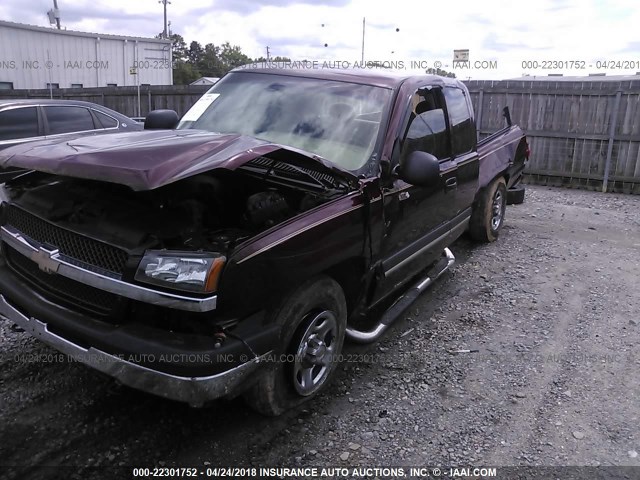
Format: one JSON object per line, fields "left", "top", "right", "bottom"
{"left": 477, "top": 125, "right": 527, "bottom": 190}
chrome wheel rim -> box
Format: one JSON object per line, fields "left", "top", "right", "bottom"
{"left": 491, "top": 189, "right": 504, "bottom": 231}
{"left": 293, "top": 310, "right": 337, "bottom": 396}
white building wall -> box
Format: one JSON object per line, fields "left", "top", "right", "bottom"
{"left": 0, "top": 21, "right": 172, "bottom": 89}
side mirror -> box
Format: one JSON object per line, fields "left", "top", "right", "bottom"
{"left": 398, "top": 151, "right": 440, "bottom": 187}
{"left": 144, "top": 109, "right": 179, "bottom": 130}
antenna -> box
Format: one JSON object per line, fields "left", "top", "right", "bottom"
{"left": 47, "top": 0, "right": 61, "bottom": 30}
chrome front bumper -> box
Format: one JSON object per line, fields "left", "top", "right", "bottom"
{"left": 0, "top": 294, "right": 268, "bottom": 407}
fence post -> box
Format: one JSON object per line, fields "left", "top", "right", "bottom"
{"left": 602, "top": 89, "right": 622, "bottom": 193}
{"left": 476, "top": 88, "right": 484, "bottom": 141}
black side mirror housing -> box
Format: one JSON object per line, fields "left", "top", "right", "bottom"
{"left": 144, "top": 110, "right": 179, "bottom": 130}
{"left": 398, "top": 151, "right": 440, "bottom": 186}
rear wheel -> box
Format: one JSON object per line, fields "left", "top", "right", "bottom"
{"left": 469, "top": 177, "right": 507, "bottom": 243}
{"left": 243, "top": 276, "right": 346, "bottom": 416}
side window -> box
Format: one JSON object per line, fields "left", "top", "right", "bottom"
{"left": 0, "top": 107, "right": 39, "bottom": 141}
{"left": 94, "top": 111, "right": 118, "bottom": 128}
{"left": 44, "top": 106, "right": 96, "bottom": 135}
{"left": 443, "top": 87, "right": 475, "bottom": 155}
{"left": 401, "top": 89, "right": 451, "bottom": 161}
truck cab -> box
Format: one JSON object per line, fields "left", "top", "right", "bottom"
{"left": 0, "top": 68, "right": 528, "bottom": 414}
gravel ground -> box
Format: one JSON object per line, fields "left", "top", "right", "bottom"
{"left": 1, "top": 185, "right": 640, "bottom": 479}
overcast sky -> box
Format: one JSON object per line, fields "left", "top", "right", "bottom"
{"left": 1, "top": 0, "right": 639, "bottom": 79}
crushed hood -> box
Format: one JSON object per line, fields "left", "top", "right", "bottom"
{"left": 0, "top": 130, "right": 359, "bottom": 191}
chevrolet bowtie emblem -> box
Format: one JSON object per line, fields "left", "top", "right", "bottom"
{"left": 30, "top": 247, "right": 60, "bottom": 274}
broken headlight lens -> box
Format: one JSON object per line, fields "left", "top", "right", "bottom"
{"left": 135, "top": 251, "right": 226, "bottom": 294}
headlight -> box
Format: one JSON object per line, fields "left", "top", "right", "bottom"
{"left": 135, "top": 251, "right": 226, "bottom": 294}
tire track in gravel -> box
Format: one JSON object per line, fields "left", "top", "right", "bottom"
{"left": 478, "top": 259, "right": 588, "bottom": 465}
{"left": 524, "top": 218, "right": 640, "bottom": 466}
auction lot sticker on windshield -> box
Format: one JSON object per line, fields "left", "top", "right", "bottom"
{"left": 182, "top": 93, "right": 220, "bottom": 122}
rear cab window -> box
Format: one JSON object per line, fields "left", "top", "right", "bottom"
{"left": 443, "top": 86, "right": 476, "bottom": 155}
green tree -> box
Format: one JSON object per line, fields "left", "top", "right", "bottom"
{"left": 199, "top": 43, "right": 223, "bottom": 77}
{"left": 426, "top": 67, "right": 456, "bottom": 78}
{"left": 219, "top": 42, "right": 252, "bottom": 70}
{"left": 156, "top": 33, "right": 188, "bottom": 60}
{"left": 253, "top": 55, "right": 292, "bottom": 63}
{"left": 159, "top": 33, "right": 255, "bottom": 83}
{"left": 169, "top": 34, "right": 188, "bottom": 61}
{"left": 187, "top": 41, "right": 204, "bottom": 65}
{"left": 173, "top": 61, "right": 201, "bottom": 85}
{"left": 156, "top": 33, "right": 199, "bottom": 84}
{"left": 196, "top": 42, "right": 252, "bottom": 77}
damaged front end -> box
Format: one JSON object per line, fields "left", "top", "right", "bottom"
{"left": 0, "top": 141, "right": 358, "bottom": 405}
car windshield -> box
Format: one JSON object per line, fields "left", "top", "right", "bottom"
{"left": 177, "top": 72, "right": 391, "bottom": 171}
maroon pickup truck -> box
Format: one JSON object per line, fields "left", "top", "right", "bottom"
{"left": 0, "top": 67, "right": 528, "bottom": 415}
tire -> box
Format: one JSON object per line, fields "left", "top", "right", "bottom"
{"left": 469, "top": 177, "right": 507, "bottom": 243}
{"left": 242, "top": 276, "right": 347, "bottom": 416}
{"left": 507, "top": 184, "right": 526, "bottom": 205}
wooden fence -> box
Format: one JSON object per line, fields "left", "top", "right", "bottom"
{"left": 0, "top": 85, "right": 209, "bottom": 119}
{"left": 466, "top": 78, "right": 640, "bottom": 193}
{"left": 2, "top": 79, "right": 640, "bottom": 193}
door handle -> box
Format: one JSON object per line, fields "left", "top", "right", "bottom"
{"left": 445, "top": 177, "right": 458, "bottom": 189}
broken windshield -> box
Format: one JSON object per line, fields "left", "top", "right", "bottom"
{"left": 177, "top": 72, "right": 391, "bottom": 171}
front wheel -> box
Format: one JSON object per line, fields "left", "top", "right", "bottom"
{"left": 242, "top": 276, "right": 346, "bottom": 416}
{"left": 469, "top": 177, "right": 507, "bottom": 243}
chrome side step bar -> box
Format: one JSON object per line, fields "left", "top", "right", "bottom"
{"left": 345, "top": 248, "right": 455, "bottom": 344}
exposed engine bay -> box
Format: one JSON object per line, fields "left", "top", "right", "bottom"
{"left": 2, "top": 165, "right": 345, "bottom": 257}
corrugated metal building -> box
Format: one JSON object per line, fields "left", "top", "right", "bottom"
{"left": 0, "top": 21, "right": 172, "bottom": 89}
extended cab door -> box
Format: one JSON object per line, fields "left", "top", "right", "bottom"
{"left": 373, "top": 86, "right": 459, "bottom": 302}
{"left": 442, "top": 85, "right": 479, "bottom": 236}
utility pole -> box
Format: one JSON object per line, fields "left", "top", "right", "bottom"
{"left": 47, "top": 0, "right": 61, "bottom": 29}
{"left": 53, "top": 0, "right": 60, "bottom": 29}
{"left": 361, "top": 17, "right": 365, "bottom": 63}
{"left": 159, "top": 0, "right": 171, "bottom": 39}
{"left": 360, "top": 21, "right": 399, "bottom": 64}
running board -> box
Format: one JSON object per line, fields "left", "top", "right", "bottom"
{"left": 345, "top": 248, "right": 455, "bottom": 344}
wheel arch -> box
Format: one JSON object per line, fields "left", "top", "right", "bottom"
{"left": 474, "top": 171, "right": 508, "bottom": 207}
{"left": 322, "top": 256, "right": 368, "bottom": 318}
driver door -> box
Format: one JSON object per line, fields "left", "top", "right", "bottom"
{"left": 373, "top": 87, "right": 458, "bottom": 302}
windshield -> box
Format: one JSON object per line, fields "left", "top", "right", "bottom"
{"left": 177, "top": 72, "right": 391, "bottom": 171}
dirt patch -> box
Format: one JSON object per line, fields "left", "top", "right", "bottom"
{"left": 1, "top": 185, "right": 639, "bottom": 478}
